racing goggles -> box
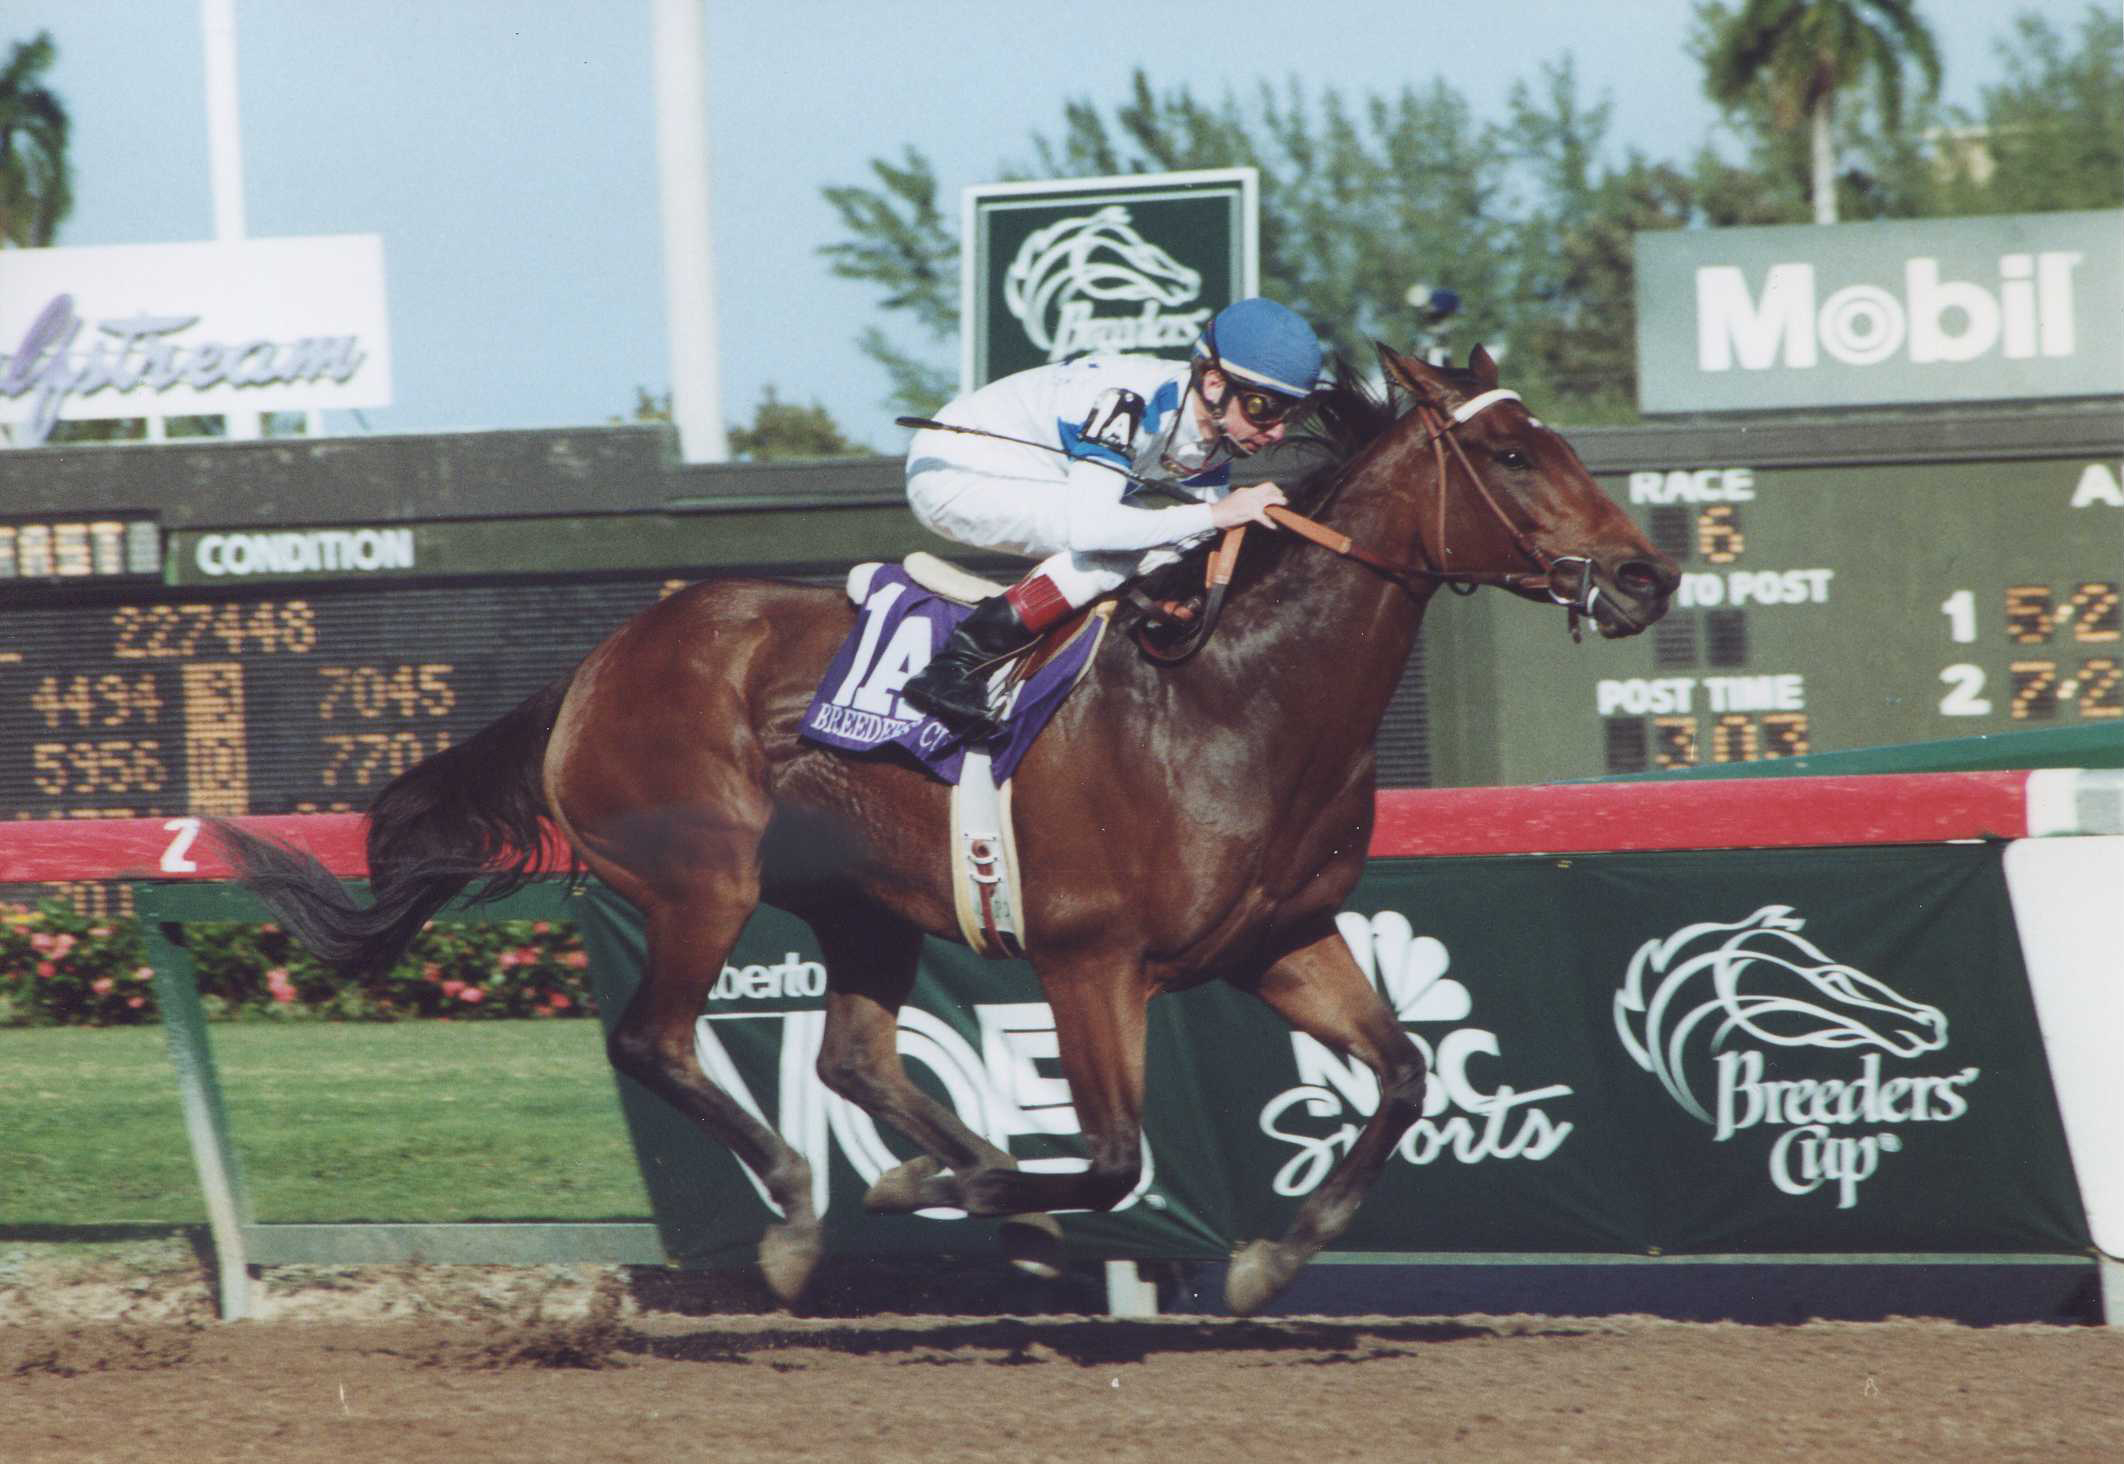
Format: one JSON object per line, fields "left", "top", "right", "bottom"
{"left": 1228, "top": 385, "right": 1306, "bottom": 428}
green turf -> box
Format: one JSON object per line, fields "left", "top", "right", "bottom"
{"left": 0, "top": 1021, "right": 652, "bottom": 1229}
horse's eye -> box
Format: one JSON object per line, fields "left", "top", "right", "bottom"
{"left": 1496, "top": 448, "right": 1530, "bottom": 470}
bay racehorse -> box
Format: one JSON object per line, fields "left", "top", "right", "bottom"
{"left": 217, "top": 345, "right": 1678, "bottom": 1314}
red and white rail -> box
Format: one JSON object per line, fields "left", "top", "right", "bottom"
{"left": 4, "top": 767, "right": 2118, "bottom": 883}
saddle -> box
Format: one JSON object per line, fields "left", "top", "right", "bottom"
{"left": 802, "top": 554, "right": 1115, "bottom": 959}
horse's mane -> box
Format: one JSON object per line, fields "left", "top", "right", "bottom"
{"left": 1288, "top": 353, "right": 1498, "bottom": 510}
{"left": 1290, "top": 364, "right": 1398, "bottom": 482}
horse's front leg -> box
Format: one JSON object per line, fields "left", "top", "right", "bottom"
{"left": 1224, "top": 915, "right": 1427, "bottom": 1315}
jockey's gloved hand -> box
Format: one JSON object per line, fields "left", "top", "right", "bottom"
{"left": 1211, "top": 482, "right": 1289, "bottom": 531}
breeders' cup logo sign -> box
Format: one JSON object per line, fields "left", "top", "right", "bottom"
{"left": 965, "top": 169, "right": 1258, "bottom": 389}
{"left": 1615, "top": 905, "right": 1978, "bottom": 1209}
{"left": 1002, "top": 206, "right": 1208, "bottom": 363}
{"left": 1258, "top": 911, "right": 1575, "bottom": 1197}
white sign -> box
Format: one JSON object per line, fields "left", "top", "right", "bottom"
{"left": 0, "top": 235, "right": 392, "bottom": 443}
{"left": 1635, "top": 211, "right": 2122, "bottom": 412}
{"left": 1002, "top": 205, "right": 1208, "bottom": 363}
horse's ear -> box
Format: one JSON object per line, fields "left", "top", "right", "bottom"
{"left": 1468, "top": 344, "right": 1499, "bottom": 389}
{"left": 1374, "top": 341, "right": 1446, "bottom": 405}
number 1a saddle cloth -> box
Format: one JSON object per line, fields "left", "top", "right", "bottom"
{"left": 799, "top": 558, "right": 1113, "bottom": 957}
{"left": 799, "top": 561, "right": 1108, "bottom": 786}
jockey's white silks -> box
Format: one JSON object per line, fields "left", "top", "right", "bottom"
{"left": 906, "top": 355, "right": 1233, "bottom": 610}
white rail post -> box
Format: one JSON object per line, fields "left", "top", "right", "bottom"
{"left": 1104, "top": 1260, "right": 1159, "bottom": 1317}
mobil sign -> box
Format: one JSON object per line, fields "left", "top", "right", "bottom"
{"left": 1636, "top": 209, "right": 2121, "bottom": 413}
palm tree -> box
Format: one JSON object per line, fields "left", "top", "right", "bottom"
{"left": 1700, "top": 0, "right": 1942, "bottom": 224}
{"left": 0, "top": 30, "right": 72, "bottom": 247}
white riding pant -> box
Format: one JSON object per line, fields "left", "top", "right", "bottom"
{"left": 907, "top": 432, "right": 1212, "bottom": 608}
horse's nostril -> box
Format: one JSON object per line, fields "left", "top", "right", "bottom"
{"left": 1616, "top": 559, "right": 1675, "bottom": 600}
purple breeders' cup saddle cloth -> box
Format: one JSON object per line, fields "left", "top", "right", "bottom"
{"left": 799, "top": 565, "right": 1104, "bottom": 784}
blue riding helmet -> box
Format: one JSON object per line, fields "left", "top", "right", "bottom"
{"left": 1195, "top": 298, "right": 1323, "bottom": 400}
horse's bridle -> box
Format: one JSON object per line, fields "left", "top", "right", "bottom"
{"left": 1143, "top": 388, "right": 1603, "bottom": 660}
{"left": 1276, "top": 388, "right": 1601, "bottom": 620}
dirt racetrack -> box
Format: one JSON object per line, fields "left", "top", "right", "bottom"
{"left": 5, "top": 1251, "right": 2121, "bottom": 1464}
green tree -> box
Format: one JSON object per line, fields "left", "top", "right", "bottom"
{"left": 821, "top": 14, "right": 2111, "bottom": 432}
{"left": 1697, "top": 0, "right": 1942, "bottom": 224}
{"left": 726, "top": 386, "right": 871, "bottom": 462}
{"left": 1762, "top": 5, "right": 2124, "bottom": 223}
{"left": 1504, "top": 59, "right": 1693, "bottom": 417}
{"left": 1938, "top": 5, "right": 2123, "bottom": 214}
{"left": 46, "top": 414, "right": 226, "bottom": 445}
{"left": 0, "top": 29, "right": 71, "bottom": 247}
{"left": 820, "top": 150, "right": 958, "bottom": 418}
{"left": 1023, "top": 71, "right": 1522, "bottom": 370}
{"left": 622, "top": 385, "right": 871, "bottom": 461}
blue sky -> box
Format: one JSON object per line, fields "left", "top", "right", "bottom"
{"left": 8, "top": 1, "right": 2099, "bottom": 452}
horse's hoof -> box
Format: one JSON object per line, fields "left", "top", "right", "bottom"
{"left": 757, "top": 1219, "right": 822, "bottom": 1305}
{"left": 999, "top": 1212, "right": 1065, "bottom": 1280}
{"left": 864, "top": 1155, "right": 945, "bottom": 1213}
{"left": 1224, "top": 1239, "right": 1303, "bottom": 1317}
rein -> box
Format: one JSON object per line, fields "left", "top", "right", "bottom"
{"left": 1141, "top": 388, "right": 1602, "bottom": 662}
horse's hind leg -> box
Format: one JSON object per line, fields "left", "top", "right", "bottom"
{"left": 604, "top": 883, "right": 824, "bottom": 1305}
{"left": 1224, "top": 917, "right": 1427, "bottom": 1315}
{"left": 804, "top": 903, "right": 1066, "bottom": 1276}
{"left": 913, "top": 950, "right": 1156, "bottom": 1221}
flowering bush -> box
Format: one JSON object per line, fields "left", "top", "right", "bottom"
{"left": 0, "top": 902, "right": 598, "bottom": 1027}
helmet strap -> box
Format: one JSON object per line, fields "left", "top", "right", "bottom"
{"left": 1183, "top": 360, "right": 1243, "bottom": 473}
{"left": 1195, "top": 318, "right": 1240, "bottom": 420}
{"left": 1188, "top": 358, "right": 1228, "bottom": 430}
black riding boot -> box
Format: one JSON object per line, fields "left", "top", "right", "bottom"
{"left": 902, "top": 592, "right": 1034, "bottom": 741}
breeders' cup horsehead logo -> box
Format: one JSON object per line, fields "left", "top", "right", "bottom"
{"left": 1615, "top": 905, "right": 1972, "bottom": 1209}
{"left": 1003, "top": 205, "right": 1211, "bottom": 362}
{"left": 1615, "top": 905, "right": 1947, "bottom": 1121}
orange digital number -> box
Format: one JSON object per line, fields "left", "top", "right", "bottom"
{"left": 2009, "top": 660, "right": 2059, "bottom": 720}
{"left": 2070, "top": 582, "right": 2121, "bottom": 643}
{"left": 1652, "top": 715, "right": 1699, "bottom": 770}
{"left": 1696, "top": 505, "right": 1742, "bottom": 565}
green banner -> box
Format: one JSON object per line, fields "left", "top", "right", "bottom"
{"left": 963, "top": 170, "right": 1257, "bottom": 391}
{"left": 577, "top": 843, "right": 2089, "bottom": 1267}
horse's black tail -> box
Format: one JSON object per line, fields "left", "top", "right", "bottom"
{"left": 211, "top": 677, "right": 576, "bottom": 977}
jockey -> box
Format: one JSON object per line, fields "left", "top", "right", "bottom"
{"left": 901, "top": 296, "right": 1324, "bottom": 740}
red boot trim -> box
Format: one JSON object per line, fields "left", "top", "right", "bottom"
{"left": 1004, "top": 573, "right": 1074, "bottom": 634}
